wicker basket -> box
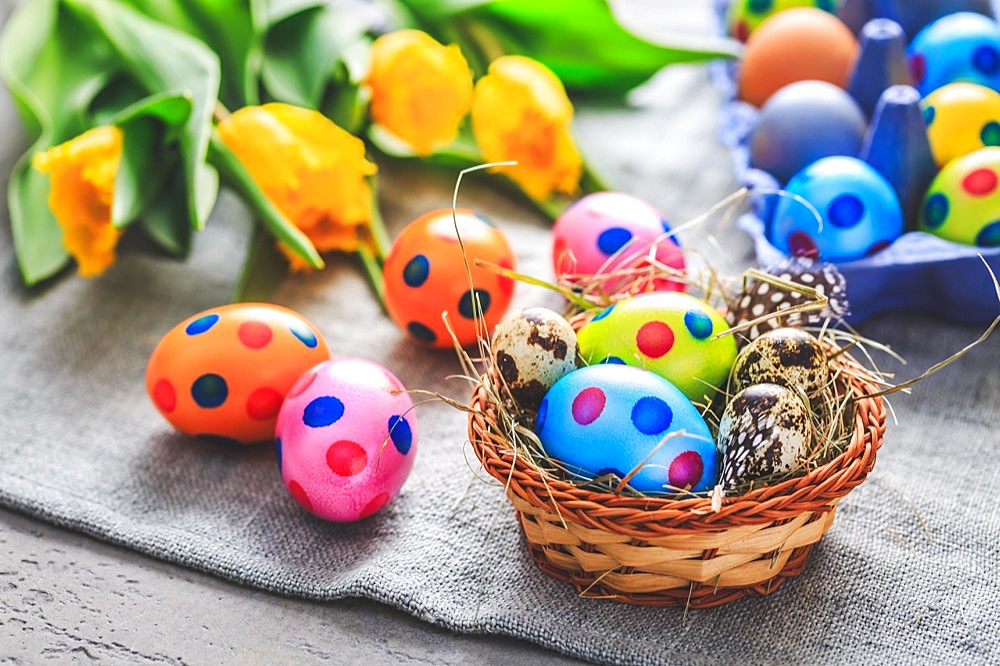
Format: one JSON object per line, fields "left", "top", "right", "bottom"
{"left": 467, "top": 365, "right": 886, "bottom": 608}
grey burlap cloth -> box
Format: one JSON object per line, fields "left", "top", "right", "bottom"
{"left": 2, "top": 49, "right": 999, "bottom": 666}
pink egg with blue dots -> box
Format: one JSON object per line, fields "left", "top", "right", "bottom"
{"left": 535, "top": 364, "right": 717, "bottom": 494}
{"left": 552, "top": 192, "right": 685, "bottom": 293}
{"left": 274, "top": 357, "right": 417, "bottom": 522}
{"left": 919, "top": 146, "right": 1000, "bottom": 246}
{"left": 767, "top": 156, "right": 904, "bottom": 262}
{"left": 907, "top": 12, "right": 1000, "bottom": 96}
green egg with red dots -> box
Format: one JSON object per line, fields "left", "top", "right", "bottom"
{"left": 576, "top": 291, "right": 737, "bottom": 403}
{"left": 145, "top": 303, "right": 331, "bottom": 444}
{"left": 919, "top": 146, "right": 1000, "bottom": 247}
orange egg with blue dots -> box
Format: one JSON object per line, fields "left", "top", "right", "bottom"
{"left": 382, "top": 208, "right": 516, "bottom": 348}
{"left": 145, "top": 303, "right": 331, "bottom": 444}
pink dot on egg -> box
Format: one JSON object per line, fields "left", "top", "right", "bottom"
{"left": 668, "top": 451, "right": 704, "bottom": 489}
{"left": 288, "top": 480, "right": 313, "bottom": 512}
{"left": 152, "top": 379, "right": 176, "bottom": 413}
{"left": 572, "top": 387, "right": 606, "bottom": 425}
{"left": 636, "top": 321, "right": 674, "bottom": 358}
{"left": 246, "top": 387, "right": 282, "bottom": 421}
{"left": 360, "top": 492, "right": 390, "bottom": 519}
{"left": 962, "top": 168, "right": 998, "bottom": 196}
{"left": 326, "top": 440, "right": 368, "bottom": 476}
{"left": 788, "top": 231, "right": 819, "bottom": 259}
{"left": 238, "top": 321, "right": 273, "bottom": 349}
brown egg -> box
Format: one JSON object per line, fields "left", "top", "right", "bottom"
{"left": 732, "top": 327, "right": 829, "bottom": 395}
{"left": 717, "top": 383, "right": 812, "bottom": 490}
{"left": 491, "top": 307, "right": 579, "bottom": 411}
{"left": 738, "top": 8, "right": 859, "bottom": 107}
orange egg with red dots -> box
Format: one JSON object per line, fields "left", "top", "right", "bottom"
{"left": 145, "top": 303, "right": 331, "bottom": 444}
{"left": 382, "top": 208, "right": 516, "bottom": 348}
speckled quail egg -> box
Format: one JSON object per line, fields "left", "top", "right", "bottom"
{"left": 717, "top": 383, "right": 812, "bottom": 490}
{"left": 491, "top": 307, "right": 579, "bottom": 411}
{"left": 731, "top": 327, "right": 829, "bottom": 395}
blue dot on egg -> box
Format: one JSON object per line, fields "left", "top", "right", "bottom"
{"left": 597, "top": 227, "right": 632, "bottom": 255}
{"left": 388, "top": 415, "right": 413, "bottom": 455}
{"left": 630, "top": 396, "right": 673, "bottom": 435}
{"left": 290, "top": 324, "right": 318, "bottom": 348}
{"left": 976, "top": 220, "right": 1000, "bottom": 246}
{"left": 596, "top": 467, "right": 627, "bottom": 479}
{"left": 816, "top": 0, "right": 835, "bottom": 11}
{"left": 185, "top": 314, "right": 219, "bottom": 336}
{"left": 403, "top": 254, "right": 430, "bottom": 287}
{"left": 683, "top": 309, "right": 713, "bottom": 340}
{"left": 599, "top": 356, "right": 626, "bottom": 365}
{"left": 591, "top": 304, "right": 615, "bottom": 322}
{"left": 408, "top": 321, "right": 437, "bottom": 344}
{"left": 923, "top": 105, "right": 936, "bottom": 126}
{"left": 924, "top": 193, "right": 949, "bottom": 229}
{"left": 276, "top": 437, "right": 283, "bottom": 472}
{"left": 828, "top": 194, "right": 865, "bottom": 228}
{"left": 191, "top": 373, "right": 227, "bottom": 408}
{"left": 973, "top": 45, "right": 1000, "bottom": 75}
{"left": 982, "top": 121, "right": 1000, "bottom": 147}
{"left": 303, "top": 395, "right": 345, "bottom": 428}
{"left": 458, "top": 289, "right": 491, "bottom": 319}
{"left": 748, "top": 0, "right": 772, "bottom": 13}
{"left": 536, "top": 397, "right": 549, "bottom": 432}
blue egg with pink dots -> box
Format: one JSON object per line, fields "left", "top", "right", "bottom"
{"left": 768, "top": 156, "right": 904, "bottom": 262}
{"left": 535, "top": 364, "right": 717, "bottom": 494}
{"left": 907, "top": 12, "right": 1000, "bottom": 96}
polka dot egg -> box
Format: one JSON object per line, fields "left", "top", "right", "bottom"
{"left": 275, "top": 357, "right": 417, "bottom": 522}
{"left": 145, "top": 303, "right": 330, "bottom": 444}
{"left": 922, "top": 82, "right": 1000, "bottom": 167}
{"left": 576, "top": 291, "right": 737, "bottom": 403}
{"left": 726, "top": 0, "right": 837, "bottom": 43}
{"left": 383, "top": 208, "right": 516, "bottom": 348}
{"left": 536, "top": 364, "right": 717, "bottom": 494}
{"left": 767, "top": 156, "right": 904, "bottom": 262}
{"left": 919, "top": 146, "right": 1000, "bottom": 246}
{"left": 552, "top": 192, "right": 685, "bottom": 294}
{"left": 907, "top": 12, "right": 1000, "bottom": 96}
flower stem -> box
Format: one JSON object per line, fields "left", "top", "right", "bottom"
{"left": 357, "top": 244, "right": 387, "bottom": 313}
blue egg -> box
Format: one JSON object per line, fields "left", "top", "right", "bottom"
{"left": 768, "top": 156, "right": 904, "bottom": 262}
{"left": 535, "top": 364, "right": 717, "bottom": 494}
{"left": 750, "top": 80, "right": 867, "bottom": 184}
{"left": 907, "top": 12, "right": 1000, "bottom": 96}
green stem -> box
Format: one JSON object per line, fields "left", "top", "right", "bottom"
{"left": 357, "top": 244, "right": 387, "bottom": 312}
{"left": 206, "top": 132, "right": 324, "bottom": 269}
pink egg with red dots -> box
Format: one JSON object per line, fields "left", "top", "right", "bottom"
{"left": 274, "top": 357, "right": 417, "bottom": 522}
{"left": 145, "top": 303, "right": 331, "bottom": 444}
{"left": 535, "top": 364, "right": 717, "bottom": 494}
{"left": 920, "top": 146, "right": 1000, "bottom": 246}
{"left": 552, "top": 192, "right": 685, "bottom": 293}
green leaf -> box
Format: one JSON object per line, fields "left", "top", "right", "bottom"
{"left": 233, "top": 221, "right": 288, "bottom": 302}
{"left": 139, "top": 163, "right": 194, "bottom": 256}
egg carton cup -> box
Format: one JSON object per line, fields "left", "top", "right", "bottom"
{"left": 467, "top": 358, "right": 886, "bottom": 608}
{"left": 710, "top": 10, "right": 1000, "bottom": 326}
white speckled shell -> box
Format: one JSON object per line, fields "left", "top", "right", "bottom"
{"left": 732, "top": 327, "right": 828, "bottom": 395}
{"left": 717, "top": 383, "right": 812, "bottom": 490}
{"left": 491, "top": 307, "right": 579, "bottom": 410}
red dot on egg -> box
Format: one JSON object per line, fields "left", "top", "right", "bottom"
{"left": 152, "top": 378, "right": 177, "bottom": 413}
{"left": 287, "top": 369, "right": 317, "bottom": 399}
{"left": 246, "top": 387, "right": 283, "bottom": 421}
{"left": 668, "top": 451, "right": 704, "bottom": 489}
{"left": 498, "top": 256, "right": 515, "bottom": 294}
{"left": 962, "top": 168, "right": 998, "bottom": 196}
{"left": 326, "top": 440, "right": 368, "bottom": 476}
{"left": 360, "top": 492, "right": 390, "bottom": 519}
{"left": 788, "top": 231, "right": 820, "bottom": 260}
{"left": 288, "top": 480, "right": 313, "bottom": 512}
{"left": 636, "top": 321, "right": 674, "bottom": 358}
{"left": 238, "top": 321, "right": 273, "bottom": 349}
{"left": 572, "top": 387, "right": 606, "bottom": 425}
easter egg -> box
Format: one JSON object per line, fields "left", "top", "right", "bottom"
{"left": 145, "top": 303, "right": 330, "bottom": 444}
{"left": 922, "top": 82, "right": 1000, "bottom": 167}
{"left": 768, "top": 156, "right": 904, "bottom": 261}
{"left": 552, "top": 192, "right": 685, "bottom": 294}
{"left": 382, "top": 208, "right": 516, "bottom": 348}
{"left": 739, "top": 8, "right": 859, "bottom": 107}
{"left": 576, "top": 292, "right": 737, "bottom": 403}
{"left": 717, "top": 383, "right": 812, "bottom": 490}
{"left": 726, "top": 0, "right": 837, "bottom": 43}
{"left": 491, "top": 307, "right": 579, "bottom": 412}
{"left": 535, "top": 364, "right": 717, "bottom": 494}
{"left": 274, "top": 357, "right": 417, "bottom": 522}
{"left": 907, "top": 12, "right": 1000, "bottom": 96}
{"left": 750, "top": 80, "right": 867, "bottom": 183}
{"left": 919, "top": 146, "right": 1000, "bottom": 246}
{"left": 732, "top": 328, "right": 829, "bottom": 395}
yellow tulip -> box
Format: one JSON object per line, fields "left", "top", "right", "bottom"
{"left": 216, "top": 103, "right": 377, "bottom": 270}
{"left": 367, "top": 29, "right": 473, "bottom": 156}
{"left": 471, "top": 55, "right": 583, "bottom": 200}
{"left": 33, "top": 126, "right": 123, "bottom": 277}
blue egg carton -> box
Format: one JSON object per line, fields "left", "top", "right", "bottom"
{"left": 712, "top": 0, "right": 1000, "bottom": 325}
